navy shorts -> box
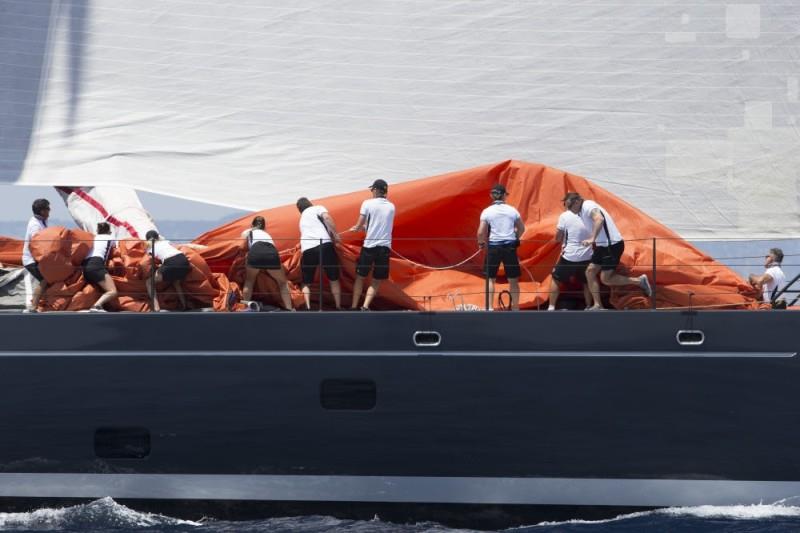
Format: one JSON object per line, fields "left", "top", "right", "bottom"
{"left": 591, "top": 240, "right": 625, "bottom": 271}
{"left": 301, "top": 242, "right": 340, "bottom": 284}
{"left": 356, "top": 246, "right": 390, "bottom": 280}
{"left": 552, "top": 256, "right": 590, "bottom": 284}
{"left": 485, "top": 244, "right": 520, "bottom": 279}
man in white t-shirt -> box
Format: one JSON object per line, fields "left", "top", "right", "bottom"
{"left": 477, "top": 184, "right": 525, "bottom": 311}
{"left": 296, "top": 197, "right": 342, "bottom": 310}
{"left": 349, "top": 179, "right": 396, "bottom": 310}
{"left": 749, "top": 247, "right": 786, "bottom": 305}
{"left": 564, "top": 192, "right": 652, "bottom": 310}
{"left": 21, "top": 198, "right": 51, "bottom": 312}
{"left": 548, "top": 199, "right": 593, "bottom": 310}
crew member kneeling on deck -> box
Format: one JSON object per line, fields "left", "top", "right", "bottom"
{"left": 297, "top": 197, "right": 342, "bottom": 310}
{"left": 241, "top": 216, "right": 293, "bottom": 311}
{"left": 145, "top": 230, "right": 191, "bottom": 312}
{"left": 22, "top": 198, "right": 51, "bottom": 313}
{"left": 349, "top": 179, "right": 395, "bottom": 311}
{"left": 564, "top": 192, "right": 652, "bottom": 310}
{"left": 477, "top": 184, "right": 525, "bottom": 311}
{"left": 548, "top": 195, "right": 592, "bottom": 310}
{"left": 83, "top": 222, "right": 118, "bottom": 312}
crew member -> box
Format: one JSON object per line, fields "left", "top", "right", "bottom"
{"left": 145, "top": 230, "right": 192, "bottom": 312}
{"left": 240, "top": 216, "right": 293, "bottom": 311}
{"left": 22, "top": 198, "right": 50, "bottom": 313}
{"left": 83, "top": 222, "right": 118, "bottom": 312}
{"left": 749, "top": 247, "right": 786, "bottom": 304}
{"left": 564, "top": 192, "right": 651, "bottom": 310}
{"left": 350, "top": 179, "right": 395, "bottom": 310}
{"left": 549, "top": 195, "right": 592, "bottom": 310}
{"left": 477, "top": 184, "right": 525, "bottom": 311}
{"left": 297, "top": 197, "right": 342, "bottom": 310}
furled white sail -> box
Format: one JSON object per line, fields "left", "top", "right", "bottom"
{"left": 1, "top": 1, "right": 798, "bottom": 238}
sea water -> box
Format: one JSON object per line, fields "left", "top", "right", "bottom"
{"left": 1, "top": 498, "right": 799, "bottom": 532}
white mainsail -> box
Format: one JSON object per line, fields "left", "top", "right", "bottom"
{"left": 1, "top": 1, "right": 798, "bottom": 239}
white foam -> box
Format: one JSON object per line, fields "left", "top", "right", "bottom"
{"left": 0, "top": 497, "right": 200, "bottom": 529}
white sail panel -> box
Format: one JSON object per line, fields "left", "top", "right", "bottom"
{"left": 1, "top": 1, "right": 798, "bottom": 238}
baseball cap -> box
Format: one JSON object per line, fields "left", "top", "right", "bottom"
{"left": 369, "top": 179, "right": 388, "bottom": 191}
{"left": 491, "top": 184, "right": 507, "bottom": 195}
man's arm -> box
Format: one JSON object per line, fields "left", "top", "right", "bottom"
{"left": 749, "top": 272, "right": 773, "bottom": 289}
{"left": 477, "top": 220, "right": 489, "bottom": 248}
{"left": 321, "top": 212, "right": 340, "bottom": 242}
{"left": 555, "top": 228, "right": 565, "bottom": 244}
{"left": 515, "top": 217, "right": 525, "bottom": 239}
{"left": 350, "top": 214, "right": 367, "bottom": 233}
{"left": 581, "top": 208, "right": 604, "bottom": 246}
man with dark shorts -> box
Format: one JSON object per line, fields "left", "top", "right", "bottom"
{"left": 477, "top": 184, "right": 525, "bottom": 311}
{"left": 349, "top": 179, "right": 395, "bottom": 310}
{"left": 297, "top": 197, "right": 342, "bottom": 310}
{"left": 22, "top": 198, "right": 51, "bottom": 312}
{"left": 548, "top": 194, "right": 592, "bottom": 310}
{"left": 563, "top": 192, "right": 652, "bottom": 310}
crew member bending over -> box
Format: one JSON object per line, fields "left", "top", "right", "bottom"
{"left": 477, "top": 184, "right": 525, "bottom": 311}
{"left": 297, "top": 197, "right": 342, "bottom": 310}
{"left": 22, "top": 198, "right": 50, "bottom": 313}
{"left": 145, "top": 230, "right": 192, "bottom": 312}
{"left": 564, "top": 192, "right": 651, "bottom": 310}
{"left": 83, "top": 222, "right": 118, "bottom": 312}
{"left": 241, "top": 216, "right": 293, "bottom": 311}
{"left": 549, "top": 195, "right": 592, "bottom": 310}
{"left": 350, "top": 179, "right": 395, "bottom": 310}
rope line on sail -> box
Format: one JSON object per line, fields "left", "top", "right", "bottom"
{"left": 389, "top": 247, "right": 483, "bottom": 271}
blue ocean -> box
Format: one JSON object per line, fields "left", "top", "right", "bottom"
{"left": 1, "top": 498, "right": 799, "bottom": 532}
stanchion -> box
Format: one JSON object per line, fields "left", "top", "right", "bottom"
{"left": 318, "top": 238, "right": 323, "bottom": 311}
{"left": 652, "top": 237, "right": 657, "bottom": 310}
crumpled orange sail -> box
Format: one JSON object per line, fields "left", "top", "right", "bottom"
{"left": 195, "top": 160, "right": 760, "bottom": 311}
{"left": 0, "top": 160, "right": 761, "bottom": 311}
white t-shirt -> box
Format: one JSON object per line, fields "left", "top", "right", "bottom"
{"left": 299, "top": 205, "right": 332, "bottom": 252}
{"left": 480, "top": 202, "right": 521, "bottom": 244}
{"left": 22, "top": 215, "right": 47, "bottom": 266}
{"left": 246, "top": 228, "right": 275, "bottom": 248}
{"left": 89, "top": 234, "right": 115, "bottom": 260}
{"left": 556, "top": 211, "right": 593, "bottom": 261}
{"left": 360, "top": 197, "right": 395, "bottom": 248}
{"left": 579, "top": 200, "right": 622, "bottom": 247}
{"left": 150, "top": 239, "right": 182, "bottom": 261}
{"left": 763, "top": 265, "right": 786, "bottom": 302}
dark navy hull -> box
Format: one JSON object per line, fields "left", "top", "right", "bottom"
{"left": 0, "top": 310, "right": 797, "bottom": 527}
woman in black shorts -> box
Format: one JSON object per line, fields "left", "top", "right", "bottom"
{"left": 145, "top": 230, "right": 192, "bottom": 312}
{"left": 240, "top": 216, "right": 293, "bottom": 310}
{"left": 82, "top": 222, "right": 119, "bottom": 312}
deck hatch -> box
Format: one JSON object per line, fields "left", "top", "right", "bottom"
{"left": 94, "top": 427, "right": 151, "bottom": 459}
{"left": 320, "top": 379, "right": 376, "bottom": 410}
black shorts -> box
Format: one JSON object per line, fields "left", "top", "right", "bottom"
{"left": 552, "top": 256, "right": 590, "bottom": 284}
{"left": 591, "top": 240, "right": 625, "bottom": 271}
{"left": 82, "top": 256, "right": 108, "bottom": 284}
{"left": 485, "top": 244, "right": 520, "bottom": 279}
{"left": 301, "top": 242, "right": 340, "bottom": 284}
{"left": 159, "top": 254, "right": 191, "bottom": 283}
{"left": 247, "top": 242, "right": 281, "bottom": 269}
{"left": 24, "top": 262, "right": 44, "bottom": 282}
{"left": 356, "top": 246, "right": 390, "bottom": 280}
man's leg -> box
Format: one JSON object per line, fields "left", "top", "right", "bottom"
{"left": 548, "top": 278, "right": 559, "bottom": 310}
{"left": 585, "top": 263, "right": 603, "bottom": 309}
{"left": 350, "top": 275, "right": 365, "bottom": 309}
{"left": 487, "top": 278, "right": 496, "bottom": 310}
{"left": 362, "top": 279, "right": 381, "bottom": 310}
{"left": 329, "top": 279, "right": 342, "bottom": 309}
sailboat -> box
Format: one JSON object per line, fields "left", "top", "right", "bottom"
{"left": 0, "top": 0, "right": 799, "bottom": 528}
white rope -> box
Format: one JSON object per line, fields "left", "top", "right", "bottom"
{"left": 390, "top": 247, "right": 483, "bottom": 271}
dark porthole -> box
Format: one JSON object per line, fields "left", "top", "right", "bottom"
{"left": 94, "top": 427, "right": 151, "bottom": 459}
{"left": 320, "top": 379, "right": 376, "bottom": 410}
